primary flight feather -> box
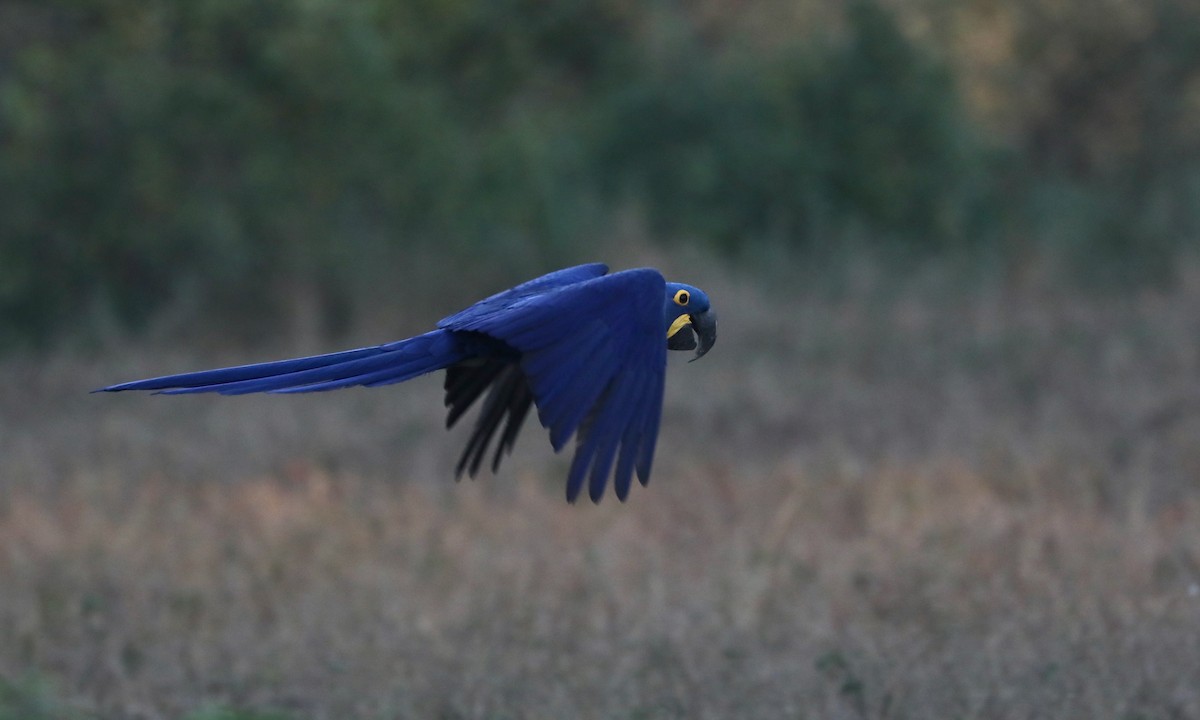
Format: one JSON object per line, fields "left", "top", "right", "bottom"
{"left": 99, "top": 263, "right": 717, "bottom": 503}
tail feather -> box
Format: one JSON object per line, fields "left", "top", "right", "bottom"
{"left": 99, "top": 330, "right": 465, "bottom": 395}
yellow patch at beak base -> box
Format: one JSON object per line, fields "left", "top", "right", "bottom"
{"left": 667, "top": 313, "right": 692, "bottom": 339}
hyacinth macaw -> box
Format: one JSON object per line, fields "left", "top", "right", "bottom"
{"left": 100, "top": 264, "right": 717, "bottom": 503}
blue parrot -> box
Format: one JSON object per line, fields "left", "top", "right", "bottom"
{"left": 100, "top": 264, "right": 717, "bottom": 503}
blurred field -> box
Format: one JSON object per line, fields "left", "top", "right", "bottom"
{"left": 2, "top": 253, "right": 1200, "bottom": 719}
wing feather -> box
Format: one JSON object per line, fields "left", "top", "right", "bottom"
{"left": 613, "top": 371, "right": 652, "bottom": 501}
{"left": 636, "top": 370, "right": 666, "bottom": 484}
{"left": 444, "top": 359, "right": 508, "bottom": 428}
{"left": 442, "top": 268, "right": 667, "bottom": 502}
{"left": 455, "top": 364, "right": 531, "bottom": 478}
{"left": 492, "top": 384, "right": 534, "bottom": 472}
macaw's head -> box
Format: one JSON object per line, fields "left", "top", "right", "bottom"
{"left": 664, "top": 282, "right": 717, "bottom": 361}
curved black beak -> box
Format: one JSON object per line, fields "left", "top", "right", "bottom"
{"left": 688, "top": 308, "right": 717, "bottom": 362}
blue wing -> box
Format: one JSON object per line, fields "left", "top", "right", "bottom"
{"left": 442, "top": 268, "right": 667, "bottom": 503}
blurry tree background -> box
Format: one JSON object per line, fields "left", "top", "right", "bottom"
{"left": 2, "top": 0, "right": 1199, "bottom": 350}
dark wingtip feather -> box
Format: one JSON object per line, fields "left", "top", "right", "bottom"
{"left": 491, "top": 388, "right": 534, "bottom": 474}
{"left": 451, "top": 363, "right": 535, "bottom": 481}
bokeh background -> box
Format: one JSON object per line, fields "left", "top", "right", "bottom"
{"left": 2, "top": 1, "right": 1200, "bottom": 718}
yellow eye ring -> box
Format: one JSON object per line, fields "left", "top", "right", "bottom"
{"left": 673, "top": 289, "right": 690, "bottom": 306}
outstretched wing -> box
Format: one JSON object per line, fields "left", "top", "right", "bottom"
{"left": 441, "top": 268, "right": 667, "bottom": 503}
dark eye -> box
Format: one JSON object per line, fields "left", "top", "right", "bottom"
{"left": 673, "top": 289, "right": 690, "bottom": 306}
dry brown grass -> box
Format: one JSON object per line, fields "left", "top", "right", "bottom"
{"left": 3, "top": 254, "right": 1200, "bottom": 719}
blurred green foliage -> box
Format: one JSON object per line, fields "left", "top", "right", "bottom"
{"left": 997, "top": 0, "right": 1200, "bottom": 284}
{"left": 184, "top": 705, "right": 295, "bottom": 720}
{"left": 598, "top": 1, "right": 994, "bottom": 253}
{"left": 0, "top": 671, "right": 294, "bottom": 720}
{"left": 0, "top": 0, "right": 625, "bottom": 347}
{"left": 0, "top": 673, "right": 71, "bottom": 720}
{"left": 1, "top": 0, "right": 1198, "bottom": 349}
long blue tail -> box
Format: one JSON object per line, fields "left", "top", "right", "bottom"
{"left": 98, "top": 330, "right": 468, "bottom": 395}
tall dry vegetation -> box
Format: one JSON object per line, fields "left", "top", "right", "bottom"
{"left": 2, "top": 252, "right": 1199, "bottom": 718}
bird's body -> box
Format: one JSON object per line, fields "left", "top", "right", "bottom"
{"left": 100, "top": 263, "right": 717, "bottom": 503}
